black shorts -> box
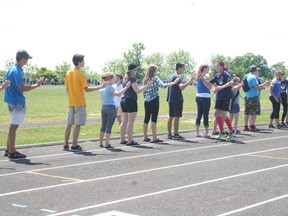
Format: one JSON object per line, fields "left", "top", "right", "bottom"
{"left": 215, "top": 99, "right": 230, "bottom": 112}
{"left": 120, "top": 97, "right": 138, "bottom": 113}
{"left": 169, "top": 102, "right": 183, "bottom": 117}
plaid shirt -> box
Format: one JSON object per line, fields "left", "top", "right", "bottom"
{"left": 143, "top": 76, "right": 166, "bottom": 102}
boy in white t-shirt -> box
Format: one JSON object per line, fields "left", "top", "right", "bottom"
{"left": 113, "top": 74, "right": 124, "bottom": 125}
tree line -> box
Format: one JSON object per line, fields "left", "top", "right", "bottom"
{"left": 1, "top": 42, "right": 287, "bottom": 83}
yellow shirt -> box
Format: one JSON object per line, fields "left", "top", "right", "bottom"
{"left": 65, "top": 68, "right": 88, "bottom": 106}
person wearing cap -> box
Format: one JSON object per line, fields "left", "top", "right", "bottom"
{"left": 120, "top": 64, "right": 152, "bottom": 146}
{"left": 199, "top": 61, "right": 234, "bottom": 140}
{"left": 167, "top": 63, "right": 195, "bottom": 140}
{"left": 4, "top": 49, "right": 44, "bottom": 159}
{"left": 243, "top": 66, "right": 270, "bottom": 132}
{"left": 64, "top": 54, "right": 106, "bottom": 151}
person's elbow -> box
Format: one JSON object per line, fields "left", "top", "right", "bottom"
{"left": 84, "top": 87, "right": 89, "bottom": 92}
{"left": 17, "top": 85, "right": 25, "bottom": 92}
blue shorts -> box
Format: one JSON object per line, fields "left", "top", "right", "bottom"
{"left": 229, "top": 103, "right": 240, "bottom": 114}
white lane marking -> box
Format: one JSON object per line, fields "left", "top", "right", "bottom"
{"left": 1, "top": 135, "right": 287, "bottom": 178}
{"left": 0, "top": 143, "right": 230, "bottom": 177}
{"left": 1, "top": 145, "right": 288, "bottom": 198}
{"left": 216, "top": 193, "right": 288, "bottom": 216}
{"left": 12, "top": 203, "right": 27, "bottom": 208}
{"left": 47, "top": 163, "right": 288, "bottom": 216}
{"left": 93, "top": 211, "right": 139, "bottom": 216}
{"left": 0, "top": 138, "right": 203, "bottom": 163}
{"left": 40, "top": 208, "right": 57, "bottom": 213}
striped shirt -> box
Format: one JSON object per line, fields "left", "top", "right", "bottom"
{"left": 143, "top": 76, "right": 166, "bottom": 102}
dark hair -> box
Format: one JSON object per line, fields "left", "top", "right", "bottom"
{"left": 115, "top": 74, "right": 123, "bottom": 80}
{"left": 72, "top": 54, "right": 85, "bottom": 66}
{"left": 215, "top": 61, "right": 224, "bottom": 67}
{"left": 101, "top": 72, "right": 114, "bottom": 81}
{"left": 176, "top": 63, "right": 185, "bottom": 70}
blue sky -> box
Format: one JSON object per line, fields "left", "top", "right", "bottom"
{"left": 0, "top": 0, "right": 287, "bottom": 72}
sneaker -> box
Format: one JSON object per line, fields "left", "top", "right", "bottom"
{"left": 70, "top": 145, "right": 83, "bottom": 151}
{"left": 280, "top": 122, "right": 287, "bottom": 128}
{"left": 4, "top": 150, "right": 8, "bottom": 157}
{"left": 250, "top": 126, "right": 260, "bottom": 132}
{"left": 8, "top": 151, "right": 26, "bottom": 159}
{"left": 268, "top": 124, "right": 275, "bottom": 129}
{"left": 216, "top": 132, "right": 226, "bottom": 139}
{"left": 243, "top": 125, "right": 249, "bottom": 131}
{"left": 234, "top": 129, "right": 241, "bottom": 134}
{"left": 173, "top": 134, "right": 185, "bottom": 140}
{"left": 211, "top": 131, "right": 219, "bottom": 135}
{"left": 276, "top": 124, "right": 282, "bottom": 129}
{"left": 167, "top": 134, "right": 173, "bottom": 139}
{"left": 120, "top": 140, "right": 128, "bottom": 144}
{"left": 226, "top": 132, "right": 233, "bottom": 141}
{"left": 126, "top": 141, "right": 139, "bottom": 146}
{"left": 63, "top": 145, "right": 69, "bottom": 151}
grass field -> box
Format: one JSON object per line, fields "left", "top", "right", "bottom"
{"left": 0, "top": 85, "right": 277, "bottom": 146}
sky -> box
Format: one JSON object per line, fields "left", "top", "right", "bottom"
{"left": 0, "top": 0, "right": 287, "bottom": 72}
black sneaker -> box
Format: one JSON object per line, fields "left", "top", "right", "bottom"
{"left": 167, "top": 134, "right": 173, "bottom": 139}
{"left": 276, "top": 124, "right": 282, "bottom": 129}
{"left": 120, "top": 140, "right": 128, "bottom": 144}
{"left": 63, "top": 145, "right": 69, "bottom": 151}
{"left": 268, "top": 124, "right": 275, "bottom": 128}
{"left": 8, "top": 151, "right": 26, "bottom": 159}
{"left": 70, "top": 145, "right": 83, "bottom": 151}
{"left": 126, "top": 141, "right": 139, "bottom": 146}
{"left": 173, "top": 134, "right": 185, "bottom": 140}
{"left": 4, "top": 150, "right": 8, "bottom": 157}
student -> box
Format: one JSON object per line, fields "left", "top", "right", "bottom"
{"left": 64, "top": 54, "right": 105, "bottom": 151}
{"left": 229, "top": 76, "right": 243, "bottom": 134}
{"left": 268, "top": 71, "right": 282, "bottom": 129}
{"left": 142, "top": 64, "right": 180, "bottom": 143}
{"left": 99, "top": 73, "right": 131, "bottom": 148}
{"left": 4, "top": 50, "right": 44, "bottom": 159}
{"left": 243, "top": 66, "right": 270, "bottom": 132}
{"left": 167, "top": 63, "right": 194, "bottom": 140}
{"left": 120, "top": 64, "right": 152, "bottom": 146}
{"left": 195, "top": 64, "right": 211, "bottom": 137}
{"left": 279, "top": 71, "right": 288, "bottom": 127}
{"left": 199, "top": 61, "right": 234, "bottom": 141}
{"left": 113, "top": 74, "right": 124, "bottom": 125}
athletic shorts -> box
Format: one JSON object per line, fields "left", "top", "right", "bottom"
{"left": 169, "top": 102, "right": 183, "bottom": 117}
{"left": 121, "top": 97, "right": 138, "bottom": 113}
{"left": 229, "top": 103, "right": 240, "bottom": 114}
{"left": 8, "top": 104, "right": 26, "bottom": 125}
{"left": 215, "top": 99, "right": 230, "bottom": 112}
{"left": 67, "top": 106, "right": 87, "bottom": 125}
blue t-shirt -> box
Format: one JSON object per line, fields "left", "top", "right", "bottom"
{"left": 4, "top": 64, "right": 25, "bottom": 105}
{"left": 270, "top": 79, "right": 281, "bottom": 98}
{"left": 166, "top": 73, "right": 182, "bottom": 104}
{"left": 123, "top": 77, "right": 137, "bottom": 101}
{"left": 100, "top": 85, "right": 115, "bottom": 106}
{"left": 196, "top": 77, "right": 210, "bottom": 94}
{"left": 209, "top": 71, "right": 232, "bottom": 100}
{"left": 244, "top": 73, "right": 259, "bottom": 98}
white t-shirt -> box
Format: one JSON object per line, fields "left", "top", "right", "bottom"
{"left": 113, "top": 83, "right": 123, "bottom": 106}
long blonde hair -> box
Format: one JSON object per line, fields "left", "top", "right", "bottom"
{"left": 143, "top": 64, "right": 157, "bottom": 85}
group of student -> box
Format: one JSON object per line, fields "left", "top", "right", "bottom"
{"left": 1, "top": 49, "right": 287, "bottom": 159}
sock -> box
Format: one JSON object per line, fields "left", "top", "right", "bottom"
{"left": 224, "top": 118, "right": 233, "bottom": 131}
{"left": 216, "top": 117, "right": 224, "bottom": 132}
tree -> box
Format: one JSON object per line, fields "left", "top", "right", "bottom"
{"left": 102, "top": 58, "right": 127, "bottom": 75}
{"left": 209, "top": 54, "right": 232, "bottom": 75}
{"left": 55, "top": 61, "right": 71, "bottom": 79}
{"left": 166, "top": 49, "right": 196, "bottom": 75}
{"left": 230, "top": 53, "right": 272, "bottom": 79}
{"left": 270, "top": 62, "right": 287, "bottom": 74}
{"left": 144, "top": 52, "right": 168, "bottom": 79}
{"left": 123, "top": 42, "right": 145, "bottom": 80}
{"left": 4, "top": 58, "right": 15, "bottom": 71}
{"left": 35, "top": 67, "right": 59, "bottom": 81}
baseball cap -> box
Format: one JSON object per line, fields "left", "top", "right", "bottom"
{"left": 126, "top": 64, "right": 139, "bottom": 73}
{"left": 16, "top": 49, "right": 32, "bottom": 60}
{"left": 250, "top": 65, "right": 257, "bottom": 72}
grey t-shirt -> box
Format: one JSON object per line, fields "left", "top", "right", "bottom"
{"left": 232, "top": 87, "right": 240, "bottom": 104}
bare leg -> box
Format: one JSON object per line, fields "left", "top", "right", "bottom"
{"left": 143, "top": 123, "right": 149, "bottom": 140}
{"left": 120, "top": 113, "right": 128, "bottom": 142}
{"left": 173, "top": 117, "right": 180, "bottom": 134}
{"left": 7, "top": 124, "right": 19, "bottom": 153}
{"left": 167, "top": 117, "right": 173, "bottom": 135}
{"left": 105, "top": 133, "right": 111, "bottom": 146}
{"left": 127, "top": 112, "right": 137, "bottom": 143}
{"left": 151, "top": 122, "right": 157, "bottom": 141}
{"left": 64, "top": 125, "right": 72, "bottom": 146}
{"left": 72, "top": 125, "right": 81, "bottom": 146}
{"left": 99, "top": 131, "right": 105, "bottom": 146}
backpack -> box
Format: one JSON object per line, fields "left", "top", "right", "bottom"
{"left": 242, "top": 76, "right": 250, "bottom": 92}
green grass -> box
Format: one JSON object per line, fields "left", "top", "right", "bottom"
{"left": 0, "top": 85, "right": 274, "bottom": 146}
